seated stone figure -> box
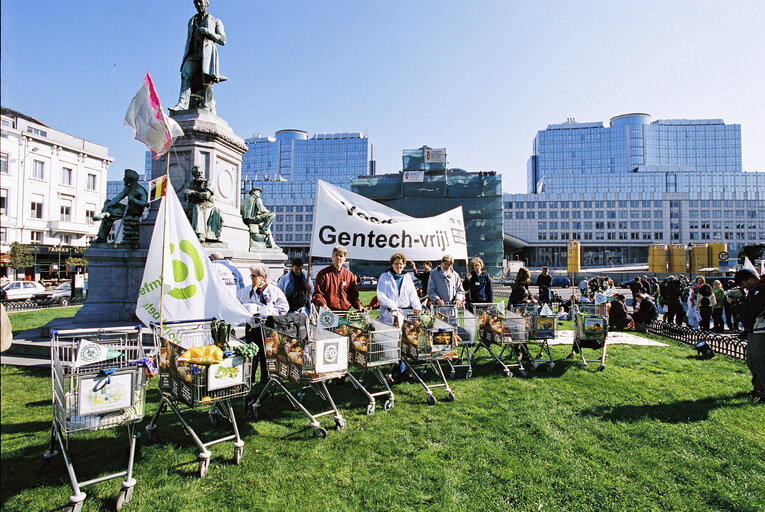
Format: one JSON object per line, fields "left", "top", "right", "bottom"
{"left": 93, "top": 169, "right": 148, "bottom": 245}
{"left": 241, "top": 188, "right": 277, "bottom": 250}
{"left": 183, "top": 165, "right": 223, "bottom": 242}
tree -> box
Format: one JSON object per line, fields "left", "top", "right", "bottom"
{"left": 8, "top": 242, "right": 34, "bottom": 270}
{"left": 65, "top": 256, "right": 88, "bottom": 269}
{"left": 738, "top": 244, "right": 765, "bottom": 264}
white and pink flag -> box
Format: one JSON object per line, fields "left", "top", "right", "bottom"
{"left": 124, "top": 71, "right": 183, "bottom": 159}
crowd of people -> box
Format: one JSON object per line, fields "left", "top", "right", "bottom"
{"left": 209, "top": 247, "right": 764, "bottom": 403}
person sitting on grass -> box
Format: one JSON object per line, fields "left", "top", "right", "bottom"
{"left": 632, "top": 293, "right": 658, "bottom": 333}
{"left": 608, "top": 293, "right": 633, "bottom": 331}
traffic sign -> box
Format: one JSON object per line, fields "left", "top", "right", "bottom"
{"left": 718, "top": 251, "right": 729, "bottom": 261}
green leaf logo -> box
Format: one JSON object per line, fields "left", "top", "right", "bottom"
{"left": 168, "top": 240, "right": 205, "bottom": 300}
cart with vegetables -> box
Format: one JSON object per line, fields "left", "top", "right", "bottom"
{"left": 400, "top": 310, "right": 458, "bottom": 405}
{"left": 323, "top": 310, "right": 401, "bottom": 415}
{"left": 508, "top": 303, "right": 557, "bottom": 373}
{"left": 471, "top": 303, "right": 533, "bottom": 377}
{"left": 45, "top": 325, "right": 148, "bottom": 512}
{"left": 145, "top": 319, "right": 249, "bottom": 477}
{"left": 248, "top": 314, "right": 348, "bottom": 438}
{"left": 569, "top": 304, "right": 609, "bottom": 370}
{"left": 431, "top": 304, "right": 477, "bottom": 379}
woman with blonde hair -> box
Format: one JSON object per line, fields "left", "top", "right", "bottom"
{"left": 466, "top": 256, "right": 493, "bottom": 310}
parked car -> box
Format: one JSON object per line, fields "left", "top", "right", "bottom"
{"left": 551, "top": 277, "right": 571, "bottom": 288}
{"left": 33, "top": 282, "right": 73, "bottom": 306}
{"left": 1, "top": 280, "right": 46, "bottom": 301}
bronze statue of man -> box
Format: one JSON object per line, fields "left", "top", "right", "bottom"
{"left": 183, "top": 166, "right": 223, "bottom": 242}
{"left": 93, "top": 169, "right": 148, "bottom": 245}
{"left": 241, "top": 188, "right": 277, "bottom": 249}
{"left": 169, "top": 0, "right": 227, "bottom": 112}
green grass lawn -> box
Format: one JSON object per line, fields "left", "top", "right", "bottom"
{"left": 2, "top": 304, "right": 764, "bottom": 511}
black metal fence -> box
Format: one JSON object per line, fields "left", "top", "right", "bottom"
{"left": 1, "top": 297, "right": 85, "bottom": 313}
{"left": 647, "top": 320, "right": 747, "bottom": 360}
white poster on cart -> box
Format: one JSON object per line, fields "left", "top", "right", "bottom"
{"left": 309, "top": 180, "right": 468, "bottom": 262}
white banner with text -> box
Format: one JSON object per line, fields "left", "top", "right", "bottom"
{"left": 309, "top": 180, "right": 468, "bottom": 261}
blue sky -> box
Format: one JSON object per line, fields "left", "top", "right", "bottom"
{"left": 2, "top": 0, "right": 763, "bottom": 190}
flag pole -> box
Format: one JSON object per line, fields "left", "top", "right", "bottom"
{"left": 159, "top": 153, "right": 170, "bottom": 334}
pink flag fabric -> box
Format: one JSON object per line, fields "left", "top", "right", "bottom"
{"left": 124, "top": 71, "right": 183, "bottom": 159}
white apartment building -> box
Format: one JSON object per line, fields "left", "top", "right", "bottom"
{"left": 1, "top": 107, "right": 112, "bottom": 277}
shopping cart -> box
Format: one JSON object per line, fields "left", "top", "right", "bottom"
{"left": 509, "top": 303, "right": 557, "bottom": 373}
{"left": 45, "top": 325, "right": 147, "bottom": 512}
{"left": 248, "top": 316, "right": 348, "bottom": 438}
{"left": 325, "top": 311, "right": 401, "bottom": 415}
{"left": 471, "top": 303, "right": 532, "bottom": 377}
{"left": 432, "top": 304, "right": 477, "bottom": 379}
{"left": 145, "top": 319, "right": 249, "bottom": 478}
{"left": 401, "top": 311, "right": 458, "bottom": 404}
{"left": 569, "top": 304, "right": 609, "bottom": 370}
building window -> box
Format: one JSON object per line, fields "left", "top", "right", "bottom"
{"left": 0, "top": 188, "right": 7, "bottom": 215}
{"left": 0, "top": 227, "right": 6, "bottom": 243}
{"left": 62, "top": 167, "right": 73, "bottom": 185}
{"left": 86, "top": 203, "right": 97, "bottom": 225}
{"left": 655, "top": 232, "right": 664, "bottom": 240}
{"left": 87, "top": 173, "right": 97, "bottom": 190}
{"left": 31, "top": 230, "right": 44, "bottom": 244}
{"left": 32, "top": 160, "right": 45, "bottom": 180}
{"left": 60, "top": 199, "right": 72, "bottom": 221}
{"left": 61, "top": 234, "right": 71, "bottom": 244}
{"left": 30, "top": 196, "right": 44, "bottom": 219}
{"left": 27, "top": 126, "right": 48, "bottom": 137}
{"left": 0, "top": 153, "right": 8, "bottom": 174}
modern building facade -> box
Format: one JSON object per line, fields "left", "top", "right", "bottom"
{"left": 239, "top": 129, "right": 373, "bottom": 257}
{"left": 1, "top": 107, "right": 112, "bottom": 280}
{"left": 352, "top": 148, "right": 504, "bottom": 277}
{"left": 506, "top": 113, "right": 765, "bottom": 267}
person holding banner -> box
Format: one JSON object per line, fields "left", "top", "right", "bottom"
{"left": 377, "top": 253, "right": 421, "bottom": 324}
{"left": 238, "top": 264, "right": 289, "bottom": 385}
{"left": 427, "top": 254, "right": 465, "bottom": 306}
{"left": 312, "top": 245, "right": 366, "bottom": 313}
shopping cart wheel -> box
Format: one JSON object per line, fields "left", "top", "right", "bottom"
{"left": 546, "top": 366, "right": 553, "bottom": 374}
{"left": 65, "top": 502, "right": 83, "bottom": 512}
{"left": 383, "top": 399, "right": 394, "bottom": 411}
{"left": 366, "top": 404, "right": 376, "bottom": 415}
{"left": 145, "top": 426, "right": 159, "bottom": 443}
{"left": 444, "top": 391, "right": 455, "bottom": 402}
{"left": 335, "top": 418, "right": 347, "bottom": 430}
{"left": 426, "top": 394, "right": 437, "bottom": 406}
{"left": 248, "top": 403, "right": 261, "bottom": 421}
{"left": 503, "top": 369, "right": 513, "bottom": 378}
{"left": 598, "top": 364, "right": 606, "bottom": 371}
{"left": 466, "top": 370, "right": 472, "bottom": 380}
{"left": 115, "top": 487, "right": 134, "bottom": 510}
{"left": 313, "top": 427, "right": 327, "bottom": 439}
{"left": 209, "top": 410, "right": 219, "bottom": 428}
{"left": 198, "top": 459, "right": 210, "bottom": 478}
{"left": 579, "top": 363, "right": 587, "bottom": 369}
{"left": 234, "top": 446, "right": 243, "bottom": 465}
{"left": 449, "top": 370, "right": 456, "bottom": 380}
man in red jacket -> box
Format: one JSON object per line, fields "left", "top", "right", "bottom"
{"left": 312, "top": 245, "right": 367, "bottom": 313}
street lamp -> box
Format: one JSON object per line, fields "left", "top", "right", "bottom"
{"left": 687, "top": 241, "right": 693, "bottom": 281}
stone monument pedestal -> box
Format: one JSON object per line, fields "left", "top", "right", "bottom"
{"left": 71, "top": 109, "right": 287, "bottom": 325}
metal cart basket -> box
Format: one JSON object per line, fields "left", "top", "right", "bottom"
{"left": 45, "top": 325, "right": 147, "bottom": 512}
{"left": 401, "top": 311, "right": 458, "bottom": 405}
{"left": 249, "top": 318, "right": 348, "bottom": 438}
{"left": 509, "top": 303, "right": 557, "bottom": 373}
{"left": 432, "top": 304, "right": 477, "bottom": 379}
{"left": 327, "top": 311, "right": 401, "bottom": 415}
{"left": 471, "top": 303, "right": 533, "bottom": 377}
{"left": 570, "top": 304, "right": 609, "bottom": 370}
{"left": 146, "top": 320, "right": 249, "bottom": 477}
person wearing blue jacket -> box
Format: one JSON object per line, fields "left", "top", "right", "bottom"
{"left": 466, "top": 257, "right": 493, "bottom": 310}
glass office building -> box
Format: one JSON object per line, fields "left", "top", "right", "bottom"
{"left": 506, "top": 113, "right": 765, "bottom": 267}
{"left": 240, "top": 129, "right": 372, "bottom": 257}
